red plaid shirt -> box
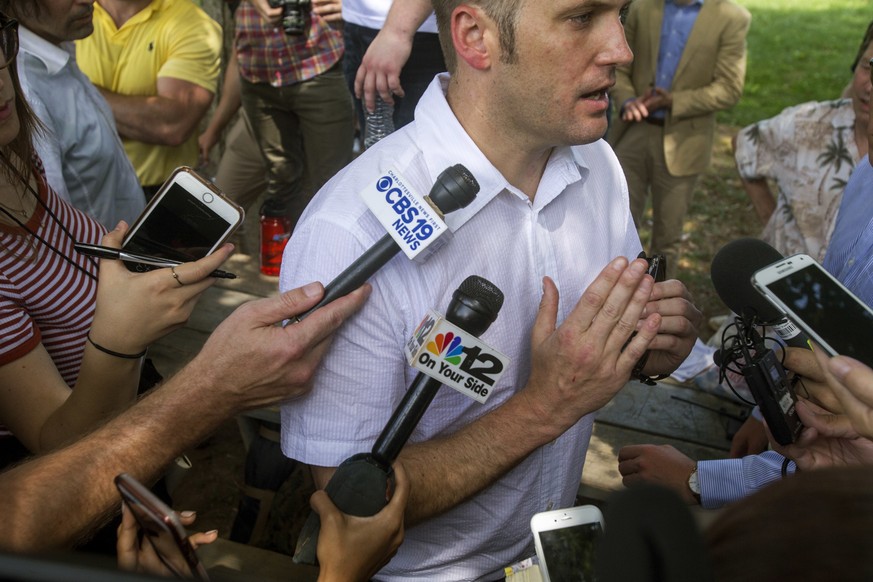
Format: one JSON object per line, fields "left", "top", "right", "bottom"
{"left": 235, "top": 3, "right": 343, "bottom": 87}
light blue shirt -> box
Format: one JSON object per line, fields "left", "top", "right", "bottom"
{"left": 651, "top": 0, "right": 704, "bottom": 119}
{"left": 699, "top": 157, "right": 873, "bottom": 509}
{"left": 823, "top": 156, "right": 873, "bottom": 307}
{"left": 19, "top": 26, "right": 145, "bottom": 228}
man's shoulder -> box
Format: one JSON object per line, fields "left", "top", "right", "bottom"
{"left": 763, "top": 99, "right": 851, "bottom": 127}
{"left": 709, "top": 0, "right": 752, "bottom": 23}
{"left": 155, "top": 0, "right": 220, "bottom": 31}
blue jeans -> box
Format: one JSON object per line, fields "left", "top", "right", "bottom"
{"left": 342, "top": 22, "right": 446, "bottom": 131}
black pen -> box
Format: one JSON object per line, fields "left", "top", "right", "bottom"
{"left": 74, "top": 243, "right": 237, "bottom": 280}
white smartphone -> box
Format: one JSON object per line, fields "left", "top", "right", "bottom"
{"left": 115, "top": 473, "right": 210, "bottom": 581}
{"left": 531, "top": 505, "right": 604, "bottom": 582}
{"left": 752, "top": 254, "right": 873, "bottom": 368}
{"left": 122, "top": 167, "right": 244, "bottom": 270}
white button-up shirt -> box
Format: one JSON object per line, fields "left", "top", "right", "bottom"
{"left": 280, "top": 74, "right": 641, "bottom": 581}
{"left": 19, "top": 26, "right": 144, "bottom": 228}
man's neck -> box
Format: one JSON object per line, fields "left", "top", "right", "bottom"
{"left": 446, "top": 76, "right": 552, "bottom": 201}
{"left": 97, "top": 0, "right": 153, "bottom": 28}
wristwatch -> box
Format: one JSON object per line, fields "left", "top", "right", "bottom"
{"left": 687, "top": 466, "right": 701, "bottom": 502}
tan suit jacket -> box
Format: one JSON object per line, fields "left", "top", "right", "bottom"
{"left": 609, "top": 0, "right": 751, "bottom": 177}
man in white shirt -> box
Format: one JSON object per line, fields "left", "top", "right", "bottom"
{"left": 4, "top": 0, "right": 145, "bottom": 227}
{"left": 280, "top": 1, "right": 702, "bottom": 579}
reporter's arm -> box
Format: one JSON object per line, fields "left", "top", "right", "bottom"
{"left": 102, "top": 78, "right": 215, "bottom": 147}
{"left": 199, "top": 49, "right": 243, "bottom": 165}
{"left": 0, "top": 283, "right": 369, "bottom": 552}
{"left": 0, "top": 224, "right": 231, "bottom": 453}
{"left": 740, "top": 177, "right": 776, "bottom": 225}
{"left": 354, "top": 0, "right": 433, "bottom": 112}
{"left": 99, "top": 15, "right": 220, "bottom": 147}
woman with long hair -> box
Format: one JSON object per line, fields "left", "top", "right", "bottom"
{"left": 0, "top": 11, "right": 232, "bottom": 462}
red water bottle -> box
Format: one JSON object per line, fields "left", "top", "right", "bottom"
{"left": 259, "top": 213, "right": 291, "bottom": 276}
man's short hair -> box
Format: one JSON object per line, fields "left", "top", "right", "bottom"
{"left": 0, "top": 1, "right": 38, "bottom": 21}
{"left": 432, "top": 0, "right": 524, "bottom": 73}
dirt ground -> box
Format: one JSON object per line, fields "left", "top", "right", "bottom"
{"left": 171, "top": 419, "right": 316, "bottom": 557}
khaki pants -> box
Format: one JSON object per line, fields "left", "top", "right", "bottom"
{"left": 614, "top": 121, "right": 698, "bottom": 279}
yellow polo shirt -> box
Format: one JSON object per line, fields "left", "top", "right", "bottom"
{"left": 77, "top": 0, "right": 221, "bottom": 187}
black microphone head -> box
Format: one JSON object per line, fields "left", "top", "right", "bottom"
{"left": 428, "top": 164, "right": 480, "bottom": 215}
{"left": 446, "top": 275, "right": 504, "bottom": 337}
{"left": 711, "top": 238, "right": 784, "bottom": 322}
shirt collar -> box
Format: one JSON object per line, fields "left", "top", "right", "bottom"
{"left": 20, "top": 25, "right": 72, "bottom": 75}
{"left": 413, "top": 74, "right": 584, "bottom": 230}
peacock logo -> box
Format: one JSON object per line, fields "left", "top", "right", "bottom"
{"left": 427, "top": 332, "right": 464, "bottom": 366}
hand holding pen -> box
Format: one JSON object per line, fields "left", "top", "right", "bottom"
{"left": 74, "top": 243, "right": 237, "bottom": 280}
{"left": 84, "top": 222, "right": 238, "bottom": 356}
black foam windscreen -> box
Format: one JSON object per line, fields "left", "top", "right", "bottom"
{"left": 710, "top": 238, "right": 784, "bottom": 322}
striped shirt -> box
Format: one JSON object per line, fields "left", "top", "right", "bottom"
{"left": 235, "top": 4, "right": 343, "bottom": 87}
{"left": 0, "top": 163, "right": 105, "bottom": 387}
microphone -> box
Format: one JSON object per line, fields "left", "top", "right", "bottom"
{"left": 711, "top": 238, "right": 810, "bottom": 349}
{"left": 710, "top": 238, "right": 804, "bottom": 444}
{"left": 296, "top": 165, "right": 479, "bottom": 321}
{"left": 293, "top": 275, "right": 505, "bottom": 565}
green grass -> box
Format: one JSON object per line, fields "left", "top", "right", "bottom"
{"left": 721, "top": 0, "right": 869, "bottom": 127}
{"left": 660, "top": 0, "right": 871, "bottom": 327}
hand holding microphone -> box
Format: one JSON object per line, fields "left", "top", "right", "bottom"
{"left": 293, "top": 275, "right": 505, "bottom": 565}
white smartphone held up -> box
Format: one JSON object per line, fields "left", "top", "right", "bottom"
{"left": 531, "top": 505, "right": 604, "bottom": 582}
{"left": 753, "top": 254, "right": 873, "bottom": 368}
{"left": 122, "top": 167, "right": 244, "bottom": 271}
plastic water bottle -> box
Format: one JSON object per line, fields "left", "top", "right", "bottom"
{"left": 364, "top": 98, "right": 395, "bottom": 149}
{"left": 259, "top": 213, "right": 291, "bottom": 276}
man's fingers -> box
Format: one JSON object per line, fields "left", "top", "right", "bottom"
{"left": 795, "top": 400, "right": 858, "bottom": 438}
{"left": 562, "top": 257, "right": 629, "bottom": 336}
{"left": 310, "top": 489, "right": 340, "bottom": 520}
{"left": 387, "top": 462, "right": 409, "bottom": 511}
{"left": 619, "top": 314, "right": 660, "bottom": 369}
{"left": 170, "top": 243, "right": 235, "bottom": 286}
{"left": 784, "top": 347, "right": 826, "bottom": 380}
{"left": 587, "top": 258, "right": 650, "bottom": 342}
{"left": 277, "top": 287, "right": 368, "bottom": 359}
{"left": 617, "top": 444, "right": 645, "bottom": 462}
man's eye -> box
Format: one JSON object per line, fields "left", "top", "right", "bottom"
{"left": 571, "top": 13, "right": 592, "bottom": 26}
{"left": 620, "top": 4, "right": 631, "bottom": 24}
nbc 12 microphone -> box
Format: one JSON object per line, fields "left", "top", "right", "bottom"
{"left": 710, "top": 238, "right": 811, "bottom": 349}
{"left": 293, "top": 275, "right": 505, "bottom": 565}
{"left": 296, "top": 164, "right": 480, "bottom": 321}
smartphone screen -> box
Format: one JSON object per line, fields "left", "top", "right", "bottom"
{"left": 760, "top": 263, "right": 873, "bottom": 368}
{"left": 539, "top": 521, "right": 603, "bottom": 582}
{"left": 124, "top": 182, "right": 237, "bottom": 264}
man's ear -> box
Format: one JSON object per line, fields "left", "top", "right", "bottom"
{"left": 450, "top": 5, "right": 496, "bottom": 71}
